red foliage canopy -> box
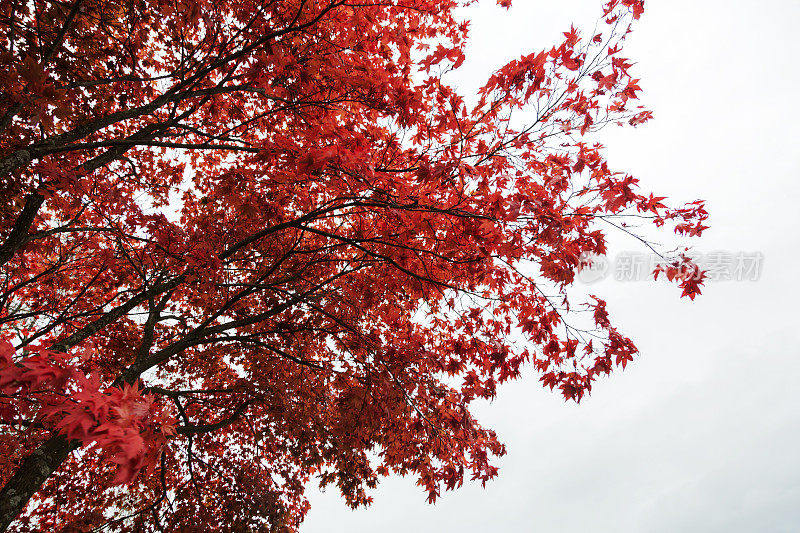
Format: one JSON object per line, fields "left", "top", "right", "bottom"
{"left": 0, "top": 0, "right": 706, "bottom": 530}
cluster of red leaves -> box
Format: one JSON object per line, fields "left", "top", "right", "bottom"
{"left": 0, "top": 0, "right": 707, "bottom": 530}
{"left": 653, "top": 253, "right": 707, "bottom": 300}
{"left": 0, "top": 341, "right": 174, "bottom": 484}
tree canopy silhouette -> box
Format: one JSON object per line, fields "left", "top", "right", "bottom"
{"left": 0, "top": 0, "right": 707, "bottom": 530}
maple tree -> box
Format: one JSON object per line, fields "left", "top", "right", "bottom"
{"left": 0, "top": 0, "right": 708, "bottom": 530}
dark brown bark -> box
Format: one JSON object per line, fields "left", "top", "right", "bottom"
{"left": 0, "top": 191, "right": 44, "bottom": 268}
{"left": 0, "top": 434, "right": 77, "bottom": 531}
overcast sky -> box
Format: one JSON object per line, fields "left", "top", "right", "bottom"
{"left": 303, "top": 1, "right": 800, "bottom": 531}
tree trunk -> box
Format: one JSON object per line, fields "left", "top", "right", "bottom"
{"left": 0, "top": 191, "right": 44, "bottom": 268}
{"left": 0, "top": 434, "right": 76, "bottom": 531}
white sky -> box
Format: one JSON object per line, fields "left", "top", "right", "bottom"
{"left": 303, "top": 1, "right": 800, "bottom": 531}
